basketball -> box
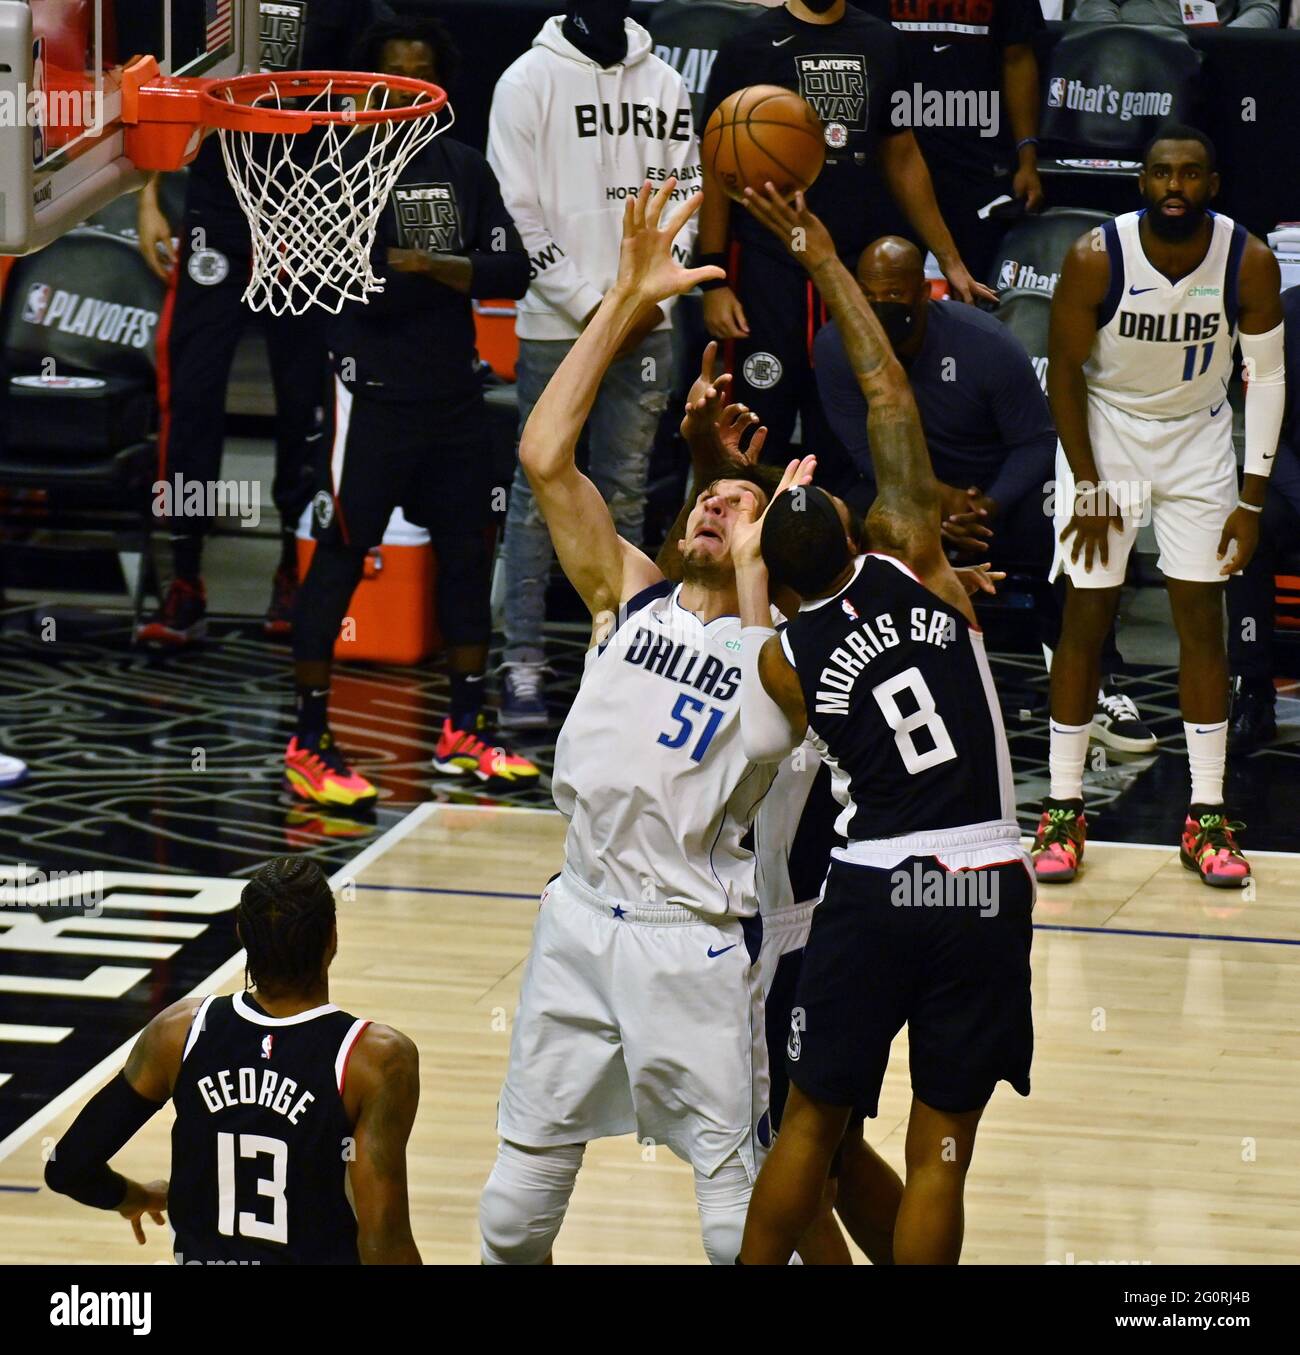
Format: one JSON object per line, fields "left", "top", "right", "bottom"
{"left": 702, "top": 84, "right": 826, "bottom": 202}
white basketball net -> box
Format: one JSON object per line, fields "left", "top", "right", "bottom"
{"left": 213, "top": 79, "right": 447, "bottom": 316}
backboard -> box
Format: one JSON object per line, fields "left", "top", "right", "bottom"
{"left": 0, "top": 2, "right": 257, "bottom": 254}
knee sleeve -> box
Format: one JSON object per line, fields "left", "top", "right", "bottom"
{"left": 693, "top": 1154, "right": 754, "bottom": 1266}
{"left": 435, "top": 531, "right": 493, "bottom": 648}
{"left": 478, "top": 1140, "right": 585, "bottom": 1266}
{"left": 292, "top": 544, "right": 367, "bottom": 662}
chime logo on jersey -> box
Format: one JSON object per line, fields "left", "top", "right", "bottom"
{"left": 743, "top": 351, "right": 782, "bottom": 390}
{"left": 394, "top": 183, "right": 461, "bottom": 254}
{"left": 796, "top": 54, "right": 867, "bottom": 132}
{"left": 260, "top": 0, "right": 305, "bottom": 72}
{"left": 261, "top": 1034, "right": 275, "bottom": 1060}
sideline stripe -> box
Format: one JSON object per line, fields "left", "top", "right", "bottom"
{"left": 0, "top": 804, "right": 431, "bottom": 1166}
{"left": 353, "top": 883, "right": 1300, "bottom": 949}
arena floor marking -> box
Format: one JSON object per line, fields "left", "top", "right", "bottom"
{"left": 0, "top": 801, "right": 434, "bottom": 1166}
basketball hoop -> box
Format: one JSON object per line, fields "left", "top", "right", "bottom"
{"left": 121, "top": 57, "right": 450, "bottom": 315}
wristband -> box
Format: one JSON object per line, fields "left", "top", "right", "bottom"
{"left": 1237, "top": 499, "right": 1263, "bottom": 514}
{"left": 1015, "top": 137, "right": 1039, "bottom": 151}
{"left": 696, "top": 251, "right": 729, "bottom": 292}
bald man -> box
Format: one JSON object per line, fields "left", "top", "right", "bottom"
{"left": 813, "top": 237, "right": 1155, "bottom": 754}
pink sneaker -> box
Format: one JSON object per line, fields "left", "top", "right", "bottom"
{"left": 1180, "top": 809, "right": 1250, "bottom": 889}
{"left": 1031, "top": 801, "right": 1086, "bottom": 883}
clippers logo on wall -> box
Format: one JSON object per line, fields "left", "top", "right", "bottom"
{"left": 393, "top": 184, "right": 461, "bottom": 254}
{"left": 260, "top": 0, "right": 306, "bottom": 72}
{"left": 0, "top": 872, "right": 245, "bottom": 1152}
{"left": 795, "top": 54, "right": 868, "bottom": 145}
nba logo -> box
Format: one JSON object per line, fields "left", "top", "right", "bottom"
{"left": 23, "top": 284, "right": 50, "bottom": 324}
{"left": 997, "top": 259, "right": 1018, "bottom": 290}
{"left": 841, "top": 598, "right": 859, "bottom": 620}
{"left": 1047, "top": 77, "right": 1065, "bottom": 108}
{"left": 261, "top": 1034, "right": 274, "bottom": 1060}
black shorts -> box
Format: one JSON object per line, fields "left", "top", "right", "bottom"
{"left": 313, "top": 381, "right": 495, "bottom": 552}
{"left": 788, "top": 854, "right": 1034, "bottom": 1117}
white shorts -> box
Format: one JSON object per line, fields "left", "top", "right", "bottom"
{"left": 1051, "top": 396, "right": 1237, "bottom": 588}
{"left": 755, "top": 898, "right": 818, "bottom": 1000}
{"left": 496, "top": 868, "right": 770, "bottom": 1179}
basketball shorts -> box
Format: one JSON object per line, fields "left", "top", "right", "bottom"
{"left": 1051, "top": 395, "right": 1237, "bottom": 588}
{"left": 313, "top": 377, "right": 495, "bottom": 552}
{"left": 755, "top": 899, "right": 817, "bottom": 1134}
{"left": 496, "top": 867, "right": 771, "bottom": 1179}
{"left": 786, "top": 825, "right": 1035, "bottom": 1118}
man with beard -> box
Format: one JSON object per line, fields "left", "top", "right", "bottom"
{"left": 477, "top": 181, "right": 809, "bottom": 1265}
{"left": 1030, "top": 125, "right": 1286, "bottom": 889}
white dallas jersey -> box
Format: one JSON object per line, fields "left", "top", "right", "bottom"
{"left": 551, "top": 581, "right": 776, "bottom": 919}
{"left": 1085, "top": 209, "right": 1248, "bottom": 420}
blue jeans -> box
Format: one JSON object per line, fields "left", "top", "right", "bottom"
{"left": 503, "top": 331, "right": 672, "bottom": 662}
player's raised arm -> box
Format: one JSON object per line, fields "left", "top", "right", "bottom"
{"left": 517, "top": 181, "right": 724, "bottom": 616}
{"left": 344, "top": 1024, "right": 422, "bottom": 1265}
{"left": 740, "top": 185, "right": 967, "bottom": 615}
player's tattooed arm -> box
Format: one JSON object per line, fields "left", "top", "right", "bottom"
{"left": 521, "top": 181, "right": 721, "bottom": 614}
{"left": 345, "top": 1024, "right": 422, "bottom": 1265}
{"left": 122, "top": 996, "right": 201, "bottom": 1102}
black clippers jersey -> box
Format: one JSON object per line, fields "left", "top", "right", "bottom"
{"left": 782, "top": 553, "right": 1016, "bottom": 842}
{"left": 169, "top": 993, "right": 369, "bottom": 1265}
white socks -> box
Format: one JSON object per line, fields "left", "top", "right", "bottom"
{"left": 1048, "top": 721, "right": 1091, "bottom": 802}
{"left": 1184, "top": 720, "right": 1227, "bottom": 808}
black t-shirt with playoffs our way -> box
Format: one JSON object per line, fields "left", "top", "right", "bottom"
{"left": 701, "top": 3, "right": 912, "bottom": 266}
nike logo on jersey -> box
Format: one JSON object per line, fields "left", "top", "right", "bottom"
{"left": 933, "top": 43, "right": 952, "bottom": 51}
{"left": 1128, "top": 286, "right": 1158, "bottom": 296}
{"left": 773, "top": 35, "right": 795, "bottom": 46}
{"left": 1209, "top": 402, "right": 1225, "bottom": 417}
{"left": 707, "top": 944, "right": 737, "bottom": 958}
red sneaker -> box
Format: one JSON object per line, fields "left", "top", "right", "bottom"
{"left": 1180, "top": 809, "right": 1251, "bottom": 889}
{"left": 432, "top": 717, "right": 540, "bottom": 785}
{"left": 1031, "top": 800, "right": 1086, "bottom": 883}
{"left": 136, "top": 577, "right": 208, "bottom": 647}
{"left": 284, "top": 731, "right": 377, "bottom": 806}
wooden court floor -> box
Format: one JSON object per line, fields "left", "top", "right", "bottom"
{"left": 3, "top": 803, "right": 1298, "bottom": 1265}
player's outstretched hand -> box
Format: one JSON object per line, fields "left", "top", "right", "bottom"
{"left": 117, "top": 1177, "right": 168, "bottom": 1245}
{"left": 681, "top": 341, "right": 767, "bottom": 464}
{"left": 732, "top": 455, "right": 817, "bottom": 570}
{"left": 1217, "top": 504, "right": 1260, "bottom": 576}
{"left": 740, "top": 185, "right": 835, "bottom": 271}
{"left": 953, "top": 562, "right": 1006, "bottom": 597}
{"left": 616, "top": 180, "right": 722, "bottom": 305}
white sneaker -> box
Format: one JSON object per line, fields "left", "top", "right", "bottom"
{"left": 1091, "top": 689, "right": 1157, "bottom": 754}
{"left": 0, "top": 752, "right": 29, "bottom": 787}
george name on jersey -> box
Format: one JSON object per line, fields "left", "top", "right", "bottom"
{"left": 814, "top": 607, "right": 956, "bottom": 715}
{"left": 622, "top": 626, "right": 740, "bottom": 700}
{"left": 196, "top": 1066, "right": 316, "bottom": 1125}
{"left": 1115, "top": 310, "right": 1220, "bottom": 344}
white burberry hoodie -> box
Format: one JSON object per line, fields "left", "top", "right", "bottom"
{"left": 487, "top": 15, "right": 701, "bottom": 342}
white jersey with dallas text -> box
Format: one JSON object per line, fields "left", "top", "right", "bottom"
{"left": 551, "top": 580, "right": 776, "bottom": 919}
{"left": 1084, "top": 209, "right": 1248, "bottom": 420}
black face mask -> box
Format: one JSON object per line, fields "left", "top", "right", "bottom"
{"left": 564, "top": 0, "right": 630, "bottom": 68}
{"left": 1144, "top": 194, "right": 1208, "bottom": 243}
{"left": 871, "top": 301, "right": 917, "bottom": 350}
{"left": 801, "top": 0, "right": 842, "bottom": 13}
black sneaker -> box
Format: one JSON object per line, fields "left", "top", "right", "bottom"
{"left": 136, "top": 578, "right": 208, "bottom": 647}
{"left": 1228, "top": 677, "right": 1276, "bottom": 756}
{"left": 264, "top": 564, "right": 297, "bottom": 638}
{"left": 1091, "top": 687, "right": 1157, "bottom": 755}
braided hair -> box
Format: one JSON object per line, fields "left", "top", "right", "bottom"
{"left": 237, "top": 858, "right": 337, "bottom": 995}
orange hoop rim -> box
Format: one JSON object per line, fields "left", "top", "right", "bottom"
{"left": 198, "top": 70, "right": 448, "bottom": 133}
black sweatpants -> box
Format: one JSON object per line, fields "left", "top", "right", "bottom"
{"left": 158, "top": 227, "right": 330, "bottom": 543}
{"left": 1227, "top": 488, "right": 1300, "bottom": 684}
